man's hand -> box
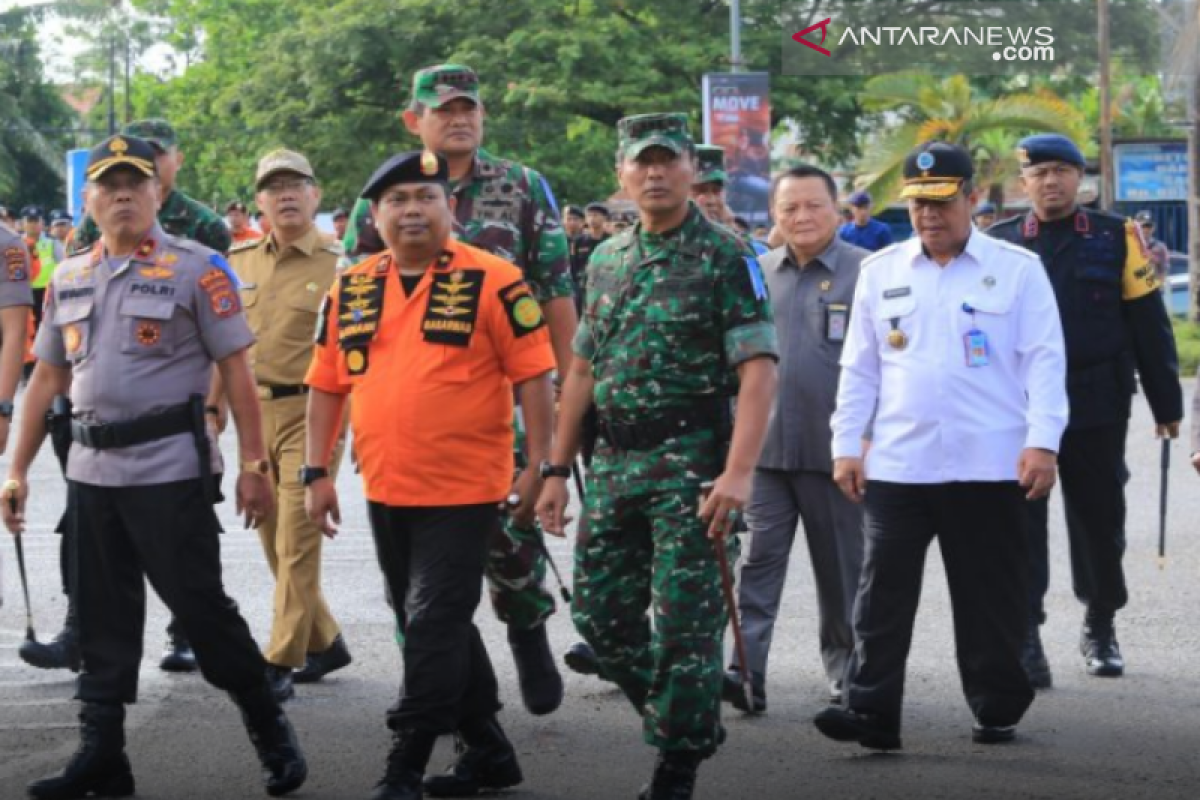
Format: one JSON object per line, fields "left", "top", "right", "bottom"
{"left": 236, "top": 472, "right": 274, "bottom": 530}
{"left": 305, "top": 478, "right": 341, "bottom": 539}
{"left": 698, "top": 469, "right": 753, "bottom": 541}
{"left": 1152, "top": 422, "right": 1180, "bottom": 441}
{"left": 535, "top": 478, "right": 572, "bottom": 538}
{"left": 833, "top": 457, "right": 866, "bottom": 503}
{"left": 1, "top": 477, "right": 27, "bottom": 535}
{"left": 503, "top": 468, "right": 542, "bottom": 528}
{"left": 1018, "top": 448, "right": 1057, "bottom": 500}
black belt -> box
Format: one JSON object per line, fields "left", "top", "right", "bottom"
{"left": 71, "top": 403, "right": 193, "bottom": 450}
{"left": 596, "top": 401, "right": 727, "bottom": 452}
{"left": 257, "top": 384, "right": 309, "bottom": 400}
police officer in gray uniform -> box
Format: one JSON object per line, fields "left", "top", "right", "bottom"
{"left": 723, "top": 165, "right": 866, "bottom": 713}
{"left": 2, "top": 135, "right": 307, "bottom": 799}
{"left": 0, "top": 223, "right": 33, "bottom": 609}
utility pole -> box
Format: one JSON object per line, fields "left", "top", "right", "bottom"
{"left": 107, "top": 33, "right": 116, "bottom": 135}
{"left": 1189, "top": 0, "right": 1200, "bottom": 323}
{"left": 1098, "top": 0, "right": 1114, "bottom": 210}
{"left": 730, "top": 0, "right": 743, "bottom": 72}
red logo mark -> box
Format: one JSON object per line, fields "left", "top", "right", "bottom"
{"left": 793, "top": 17, "right": 833, "bottom": 57}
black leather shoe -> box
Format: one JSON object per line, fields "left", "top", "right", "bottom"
{"left": 720, "top": 669, "right": 766, "bottom": 714}
{"left": 972, "top": 723, "right": 1017, "bottom": 744}
{"left": 159, "top": 626, "right": 198, "bottom": 673}
{"left": 231, "top": 683, "right": 307, "bottom": 796}
{"left": 266, "top": 665, "right": 295, "bottom": 703}
{"left": 563, "top": 641, "right": 603, "bottom": 677}
{"left": 813, "top": 706, "right": 902, "bottom": 751}
{"left": 28, "top": 703, "right": 134, "bottom": 800}
{"left": 423, "top": 717, "right": 523, "bottom": 797}
{"left": 19, "top": 604, "right": 81, "bottom": 673}
{"left": 1081, "top": 614, "right": 1124, "bottom": 677}
{"left": 293, "top": 634, "right": 352, "bottom": 684}
{"left": 1021, "top": 624, "right": 1053, "bottom": 690}
{"left": 371, "top": 728, "right": 437, "bottom": 800}
{"left": 508, "top": 624, "right": 563, "bottom": 715}
{"left": 637, "top": 750, "right": 702, "bottom": 800}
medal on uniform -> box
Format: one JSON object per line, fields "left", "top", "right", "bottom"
{"left": 820, "top": 280, "right": 832, "bottom": 292}
{"left": 886, "top": 318, "right": 907, "bottom": 350}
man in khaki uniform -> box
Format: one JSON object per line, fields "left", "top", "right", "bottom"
{"left": 229, "top": 149, "right": 350, "bottom": 703}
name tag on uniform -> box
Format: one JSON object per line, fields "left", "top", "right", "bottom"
{"left": 964, "top": 329, "right": 990, "bottom": 367}
{"left": 883, "top": 286, "right": 911, "bottom": 299}
{"left": 825, "top": 303, "right": 848, "bottom": 343}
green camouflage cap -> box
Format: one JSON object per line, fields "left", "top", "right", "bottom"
{"left": 411, "top": 64, "right": 480, "bottom": 109}
{"left": 617, "top": 113, "right": 693, "bottom": 161}
{"left": 121, "top": 118, "right": 177, "bottom": 151}
{"left": 694, "top": 145, "right": 727, "bottom": 185}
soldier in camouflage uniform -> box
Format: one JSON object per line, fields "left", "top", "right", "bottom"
{"left": 537, "top": 113, "right": 778, "bottom": 800}
{"left": 49, "top": 118, "right": 228, "bottom": 676}
{"left": 344, "top": 65, "right": 576, "bottom": 730}
{"left": 71, "top": 119, "right": 232, "bottom": 257}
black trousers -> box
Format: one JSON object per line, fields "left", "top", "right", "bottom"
{"left": 846, "top": 481, "right": 1034, "bottom": 733}
{"left": 70, "top": 479, "right": 265, "bottom": 704}
{"left": 368, "top": 502, "right": 501, "bottom": 734}
{"left": 1026, "top": 422, "right": 1129, "bottom": 624}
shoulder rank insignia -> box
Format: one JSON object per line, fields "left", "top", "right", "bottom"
{"left": 423, "top": 269, "right": 484, "bottom": 347}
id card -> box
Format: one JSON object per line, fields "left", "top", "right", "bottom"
{"left": 825, "top": 303, "right": 848, "bottom": 343}
{"left": 964, "top": 329, "right": 990, "bottom": 367}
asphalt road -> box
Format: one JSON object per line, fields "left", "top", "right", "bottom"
{"left": 2, "top": 383, "right": 1200, "bottom": 800}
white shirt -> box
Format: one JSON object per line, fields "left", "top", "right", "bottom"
{"left": 831, "top": 229, "right": 1068, "bottom": 483}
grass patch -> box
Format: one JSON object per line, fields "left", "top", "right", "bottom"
{"left": 1172, "top": 317, "right": 1200, "bottom": 377}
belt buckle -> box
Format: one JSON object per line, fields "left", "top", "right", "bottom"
{"left": 256, "top": 385, "right": 273, "bottom": 401}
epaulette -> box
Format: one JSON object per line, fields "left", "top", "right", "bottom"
{"left": 859, "top": 241, "right": 904, "bottom": 270}
{"left": 229, "top": 238, "right": 262, "bottom": 256}
{"left": 990, "top": 237, "right": 1042, "bottom": 263}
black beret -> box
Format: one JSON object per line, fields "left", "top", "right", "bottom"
{"left": 361, "top": 151, "right": 449, "bottom": 201}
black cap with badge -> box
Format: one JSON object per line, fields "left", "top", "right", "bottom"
{"left": 86, "top": 135, "right": 158, "bottom": 181}
{"left": 900, "top": 141, "right": 975, "bottom": 202}
{"left": 360, "top": 151, "right": 449, "bottom": 201}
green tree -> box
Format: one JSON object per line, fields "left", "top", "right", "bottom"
{"left": 853, "top": 72, "right": 1089, "bottom": 207}
{"left": 0, "top": 6, "right": 75, "bottom": 210}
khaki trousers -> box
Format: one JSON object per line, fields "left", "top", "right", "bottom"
{"left": 257, "top": 393, "right": 344, "bottom": 668}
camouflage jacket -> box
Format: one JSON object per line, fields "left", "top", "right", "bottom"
{"left": 345, "top": 147, "right": 573, "bottom": 303}
{"left": 71, "top": 189, "right": 232, "bottom": 256}
{"left": 574, "top": 202, "right": 777, "bottom": 419}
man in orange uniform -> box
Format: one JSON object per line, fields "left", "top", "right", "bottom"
{"left": 304, "top": 151, "right": 555, "bottom": 800}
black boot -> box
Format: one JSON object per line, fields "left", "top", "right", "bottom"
{"left": 231, "top": 681, "right": 308, "bottom": 796}
{"left": 1021, "top": 624, "right": 1053, "bottom": 689}
{"left": 508, "top": 623, "right": 563, "bottom": 716}
{"left": 370, "top": 727, "right": 437, "bottom": 800}
{"left": 423, "top": 716, "right": 523, "bottom": 797}
{"left": 637, "top": 750, "right": 702, "bottom": 800}
{"left": 1081, "top": 610, "right": 1124, "bottom": 677}
{"left": 159, "top": 620, "right": 198, "bottom": 673}
{"left": 28, "top": 703, "right": 134, "bottom": 800}
{"left": 19, "top": 602, "right": 81, "bottom": 672}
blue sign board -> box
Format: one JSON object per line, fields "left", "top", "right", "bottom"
{"left": 1113, "top": 141, "right": 1189, "bottom": 202}
{"left": 66, "top": 149, "right": 89, "bottom": 225}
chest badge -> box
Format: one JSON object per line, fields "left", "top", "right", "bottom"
{"left": 886, "top": 327, "right": 908, "bottom": 351}
{"left": 820, "top": 280, "right": 832, "bottom": 292}
{"left": 64, "top": 324, "right": 83, "bottom": 354}
{"left": 136, "top": 321, "right": 162, "bottom": 346}
{"left": 983, "top": 276, "right": 996, "bottom": 289}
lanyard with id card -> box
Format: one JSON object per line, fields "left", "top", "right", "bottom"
{"left": 825, "top": 302, "right": 849, "bottom": 343}
{"left": 961, "top": 303, "right": 989, "bottom": 367}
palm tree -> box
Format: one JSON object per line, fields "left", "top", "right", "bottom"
{"left": 852, "top": 72, "right": 1089, "bottom": 210}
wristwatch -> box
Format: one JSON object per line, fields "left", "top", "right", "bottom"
{"left": 298, "top": 465, "right": 329, "bottom": 486}
{"left": 538, "top": 461, "right": 571, "bottom": 480}
{"left": 0, "top": 400, "right": 13, "bottom": 420}
{"left": 240, "top": 458, "right": 270, "bottom": 476}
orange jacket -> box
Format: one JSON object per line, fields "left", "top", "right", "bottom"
{"left": 306, "top": 238, "right": 554, "bottom": 506}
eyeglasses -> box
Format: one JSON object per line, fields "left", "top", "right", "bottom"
{"left": 260, "top": 178, "right": 312, "bottom": 195}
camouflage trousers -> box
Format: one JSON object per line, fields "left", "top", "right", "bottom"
{"left": 486, "top": 517, "right": 556, "bottom": 629}
{"left": 572, "top": 478, "right": 735, "bottom": 753}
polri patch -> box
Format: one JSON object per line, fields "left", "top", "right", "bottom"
{"left": 199, "top": 267, "right": 241, "bottom": 318}
{"left": 5, "top": 246, "right": 28, "bottom": 282}
{"left": 423, "top": 269, "right": 483, "bottom": 347}
{"left": 498, "top": 279, "right": 545, "bottom": 338}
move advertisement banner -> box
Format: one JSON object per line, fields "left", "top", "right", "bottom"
{"left": 702, "top": 72, "right": 771, "bottom": 227}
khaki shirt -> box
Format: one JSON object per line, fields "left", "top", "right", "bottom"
{"left": 0, "top": 226, "right": 35, "bottom": 323}
{"left": 34, "top": 225, "right": 254, "bottom": 486}
{"left": 230, "top": 227, "right": 339, "bottom": 387}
